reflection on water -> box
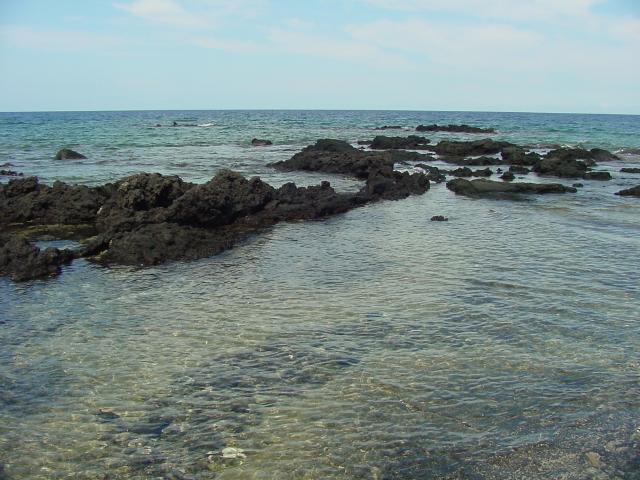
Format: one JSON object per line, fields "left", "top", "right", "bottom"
{"left": 1, "top": 180, "right": 639, "bottom": 478}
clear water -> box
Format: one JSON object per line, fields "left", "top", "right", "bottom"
{"left": 1, "top": 111, "right": 639, "bottom": 479}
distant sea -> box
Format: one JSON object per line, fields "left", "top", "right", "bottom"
{"left": 1, "top": 110, "right": 639, "bottom": 479}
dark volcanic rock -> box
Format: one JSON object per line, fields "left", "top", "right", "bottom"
{"left": 583, "top": 171, "right": 612, "bottom": 181}
{"left": 502, "top": 146, "right": 541, "bottom": 166}
{"left": 589, "top": 148, "right": 619, "bottom": 162}
{"left": 545, "top": 147, "right": 619, "bottom": 165}
{"left": 95, "top": 173, "right": 191, "bottom": 232}
{"left": 509, "top": 165, "right": 531, "bottom": 175}
{"left": 501, "top": 172, "right": 515, "bottom": 181}
{"left": 251, "top": 138, "right": 272, "bottom": 146}
{"left": 91, "top": 223, "right": 235, "bottom": 265}
{"left": 416, "top": 124, "right": 495, "bottom": 134}
{"left": 0, "top": 176, "right": 113, "bottom": 226}
{"left": 264, "top": 181, "right": 363, "bottom": 221}
{"left": 449, "top": 167, "right": 492, "bottom": 178}
{"left": 447, "top": 178, "right": 577, "bottom": 196}
{"left": 415, "top": 164, "right": 446, "bottom": 183}
{"left": 621, "top": 168, "right": 640, "bottom": 174}
{"left": 0, "top": 234, "right": 73, "bottom": 281}
{"left": 439, "top": 155, "right": 503, "bottom": 167}
{"left": 362, "top": 171, "right": 430, "bottom": 200}
{"left": 533, "top": 157, "right": 589, "bottom": 178}
{"left": 0, "top": 169, "right": 23, "bottom": 176}
{"left": 615, "top": 185, "right": 640, "bottom": 197}
{"left": 434, "top": 139, "right": 513, "bottom": 157}
{"left": 370, "top": 135, "right": 431, "bottom": 150}
{"left": 166, "top": 170, "right": 276, "bottom": 228}
{"left": 375, "top": 125, "right": 403, "bottom": 130}
{"left": 55, "top": 148, "right": 86, "bottom": 160}
{"left": 430, "top": 215, "right": 448, "bottom": 221}
{"left": 269, "top": 139, "right": 394, "bottom": 179}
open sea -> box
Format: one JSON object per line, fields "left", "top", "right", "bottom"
{"left": 1, "top": 110, "right": 639, "bottom": 479}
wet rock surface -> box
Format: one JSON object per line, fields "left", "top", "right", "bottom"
{"left": 251, "top": 138, "right": 272, "bottom": 146}
{"left": 620, "top": 167, "right": 640, "bottom": 174}
{"left": 447, "top": 178, "right": 577, "bottom": 196}
{"left": 416, "top": 124, "right": 496, "bottom": 133}
{"left": 54, "top": 148, "right": 86, "bottom": 160}
{"left": 0, "top": 234, "right": 74, "bottom": 281}
{"left": 615, "top": 185, "right": 640, "bottom": 197}
{"left": 0, "top": 170, "right": 23, "bottom": 177}
{"left": 0, "top": 176, "right": 113, "bottom": 225}
{"left": 370, "top": 135, "right": 431, "bottom": 150}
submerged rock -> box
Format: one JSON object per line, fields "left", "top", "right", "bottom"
{"left": 0, "top": 234, "right": 73, "bottom": 281}
{"left": 0, "top": 169, "right": 22, "bottom": 177}
{"left": 508, "top": 165, "right": 531, "bottom": 175}
{"left": 251, "top": 138, "right": 272, "bottom": 146}
{"left": 55, "top": 148, "right": 86, "bottom": 160}
{"left": 615, "top": 185, "right": 640, "bottom": 197}
{"left": 446, "top": 178, "right": 577, "bottom": 197}
{"left": 449, "top": 167, "right": 492, "bottom": 178}
{"left": 430, "top": 215, "right": 448, "bottom": 221}
{"left": 620, "top": 168, "right": 640, "bottom": 174}
{"left": 375, "top": 125, "right": 403, "bottom": 130}
{"left": 500, "top": 172, "right": 515, "bottom": 182}
{"left": 416, "top": 124, "right": 496, "bottom": 134}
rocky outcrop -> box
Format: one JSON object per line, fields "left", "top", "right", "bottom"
{"left": 439, "top": 156, "right": 503, "bottom": 166}
{"left": 251, "top": 138, "right": 272, "bottom": 146}
{"left": 0, "top": 170, "right": 22, "bottom": 177}
{"left": 430, "top": 215, "right": 448, "bottom": 221}
{"left": 501, "top": 146, "right": 541, "bottom": 166}
{"left": 55, "top": 148, "right": 86, "bottom": 160}
{"left": 583, "top": 171, "right": 612, "bottom": 181}
{"left": 369, "top": 135, "right": 431, "bottom": 150}
{"left": 375, "top": 125, "right": 403, "bottom": 130}
{"left": 434, "top": 139, "right": 513, "bottom": 157}
{"left": 544, "top": 147, "right": 618, "bottom": 164}
{"left": 532, "top": 157, "right": 589, "bottom": 178}
{"left": 615, "top": 185, "right": 640, "bottom": 197}
{"left": 620, "top": 168, "right": 640, "bottom": 173}
{"left": 0, "top": 176, "right": 113, "bottom": 226}
{"left": 416, "top": 124, "right": 496, "bottom": 134}
{"left": 508, "top": 165, "right": 531, "bottom": 175}
{"left": 269, "top": 139, "right": 395, "bottom": 179}
{"left": 448, "top": 167, "right": 493, "bottom": 178}
{"left": 0, "top": 234, "right": 74, "bottom": 281}
{"left": 415, "top": 164, "right": 446, "bottom": 183}
{"left": 446, "top": 178, "right": 577, "bottom": 196}
{"left": 500, "top": 172, "right": 515, "bottom": 181}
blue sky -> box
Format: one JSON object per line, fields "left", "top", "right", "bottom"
{"left": 0, "top": 0, "right": 638, "bottom": 113}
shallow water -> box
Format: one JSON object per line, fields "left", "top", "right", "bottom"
{"left": 1, "top": 110, "right": 640, "bottom": 479}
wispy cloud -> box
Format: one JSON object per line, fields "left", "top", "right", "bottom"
{"left": 114, "top": 0, "right": 206, "bottom": 28}
{"left": 0, "top": 26, "right": 125, "bottom": 51}
{"left": 362, "top": 0, "right": 604, "bottom": 20}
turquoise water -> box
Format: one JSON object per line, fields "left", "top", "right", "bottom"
{"left": 1, "top": 111, "right": 640, "bottom": 479}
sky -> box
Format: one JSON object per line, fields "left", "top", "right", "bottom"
{"left": 0, "top": 0, "right": 639, "bottom": 113}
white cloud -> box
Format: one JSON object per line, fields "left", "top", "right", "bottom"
{"left": 0, "top": 26, "right": 124, "bottom": 51}
{"left": 114, "top": 0, "right": 206, "bottom": 28}
{"left": 362, "top": 0, "right": 604, "bottom": 20}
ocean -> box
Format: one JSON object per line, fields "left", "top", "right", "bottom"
{"left": 1, "top": 110, "right": 639, "bottom": 479}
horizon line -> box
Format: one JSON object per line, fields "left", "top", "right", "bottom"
{"left": 0, "top": 108, "right": 638, "bottom": 116}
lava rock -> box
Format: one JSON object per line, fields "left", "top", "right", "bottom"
{"left": 615, "top": 185, "right": 640, "bottom": 197}
{"left": 0, "top": 176, "right": 113, "bottom": 226}
{"left": 434, "top": 139, "right": 514, "bottom": 157}
{"left": 500, "top": 172, "right": 515, "bottom": 181}
{"left": 375, "top": 125, "right": 403, "bottom": 130}
{"left": 251, "top": 138, "right": 272, "bottom": 146}
{"left": 0, "top": 169, "right": 23, "bottom": 177}
{"left": 430, "top": 215, "right": 448, "bottom": 221}
{"left": 583, "top": 171, "right": 612, "bottom": 181}
{"left": 447, "top": 178, "right": 577, "bottom": 196}
{"left": 508, "top": 165, "right": 531, "bottom": 175}
{"left": 415, "top": 164, "right": 446, "bottom": 183}
{"left": 620, "top": 168, "right": 640, "bottom": 173}
{"left": 269, "top": 139, "right": 394, "bottom": 179}
{"left": 416, "top": 124, "right": 495, "bottom": 133}
{"left": 0, "top": 234, "right": 74, "bottom": 281}
{"left": 501, "top": 146, "right": 541, "bottom": 166}
{"left": 533, "top": 156, "right": 589, "bottom": 178}
{"left": 369, "top": 135, "right": 431, "bottom": 150}
{"left": 55, "top": 148, "right": 86, "bottom": 160}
